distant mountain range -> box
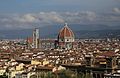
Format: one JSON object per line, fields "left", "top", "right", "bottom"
{"left": 0, "top": 24, "right": 120, "bottom": 39}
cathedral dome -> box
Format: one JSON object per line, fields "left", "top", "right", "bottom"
{"left": 58, "top": 23, "right": 74, "bottom": 39}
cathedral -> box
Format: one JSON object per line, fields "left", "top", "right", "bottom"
{"left": 56, "top": 23, "right": 75, "bottom": 49}
{"left": 28, "top": 23, "right": 76, "bottom": 50}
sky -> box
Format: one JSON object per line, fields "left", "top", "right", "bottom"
{"left": 0, "top": 0, "right": 120, "bottom": 30}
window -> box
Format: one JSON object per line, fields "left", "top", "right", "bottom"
{"left": 67, "top": 39, "right": 69, "bottom": 41}
{"left": 61, "top": 39, "right": 63, "bottom": 41}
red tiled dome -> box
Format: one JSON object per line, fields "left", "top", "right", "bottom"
{"left": 58, "top": 23, "right": 74, "bottom": 39}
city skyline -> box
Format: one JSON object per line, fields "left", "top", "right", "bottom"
{"left": 0, "top": 1, "right": 120, "bottom": 78}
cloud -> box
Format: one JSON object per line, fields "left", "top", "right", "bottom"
{"left": 113, "top": 8, "right": 120, "bottom": 13}
{"left": 0, "top": 11, "right": 120, "bottom": 30}
{"left": 16, "top": 14, "right": 37, "bottom": 23}
{"left": 38, "top": 12, "right": 65, "bottom": 24}
{"left": 0, "top": 12, "right": 65, "bottom": 29}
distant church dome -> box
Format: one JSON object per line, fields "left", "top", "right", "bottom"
{"left": 58, "top": 23, "right": 74, "bottom": 39}
{"left": 56, "top": 23, "right": 75, "bottom": 49}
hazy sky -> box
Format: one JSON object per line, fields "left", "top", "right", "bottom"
{"left": 0, "top": 0, "right": 120, "bottom": 13}
{"left": 0, "top": 0, "right": 120, "bottom": 29}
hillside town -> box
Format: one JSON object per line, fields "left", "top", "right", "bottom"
{"left": 0, "top": 23, "right": 120, "bottom": 78}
